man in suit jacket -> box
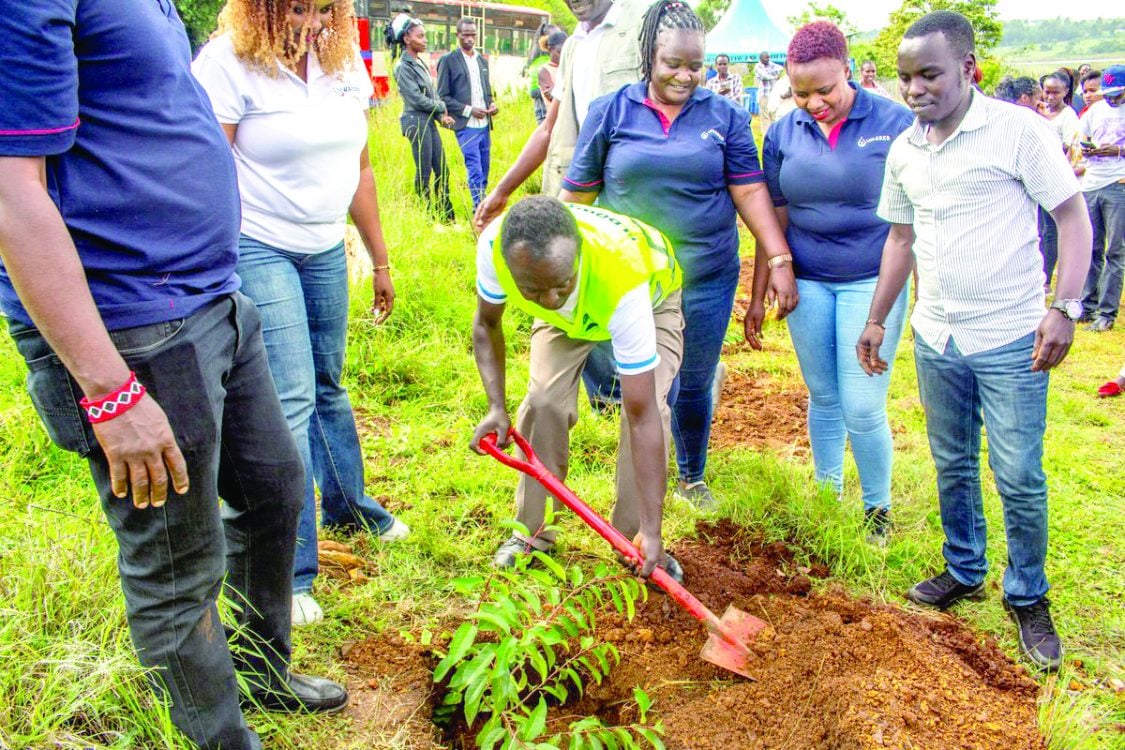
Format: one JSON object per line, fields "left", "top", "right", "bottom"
{"left": 437, "top": 18, "right": 498, "bottom": 210}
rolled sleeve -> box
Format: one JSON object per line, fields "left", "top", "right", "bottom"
{"left": 724, "top": 105, "right": 764, "bottom": 186}
{"left": 563, "top": 96, "right": 612, "bottom": 192}
{"left": 876, "top": 145, "right": 914, "bottom": 225}
{"left": 762, "top": 127, "right": 787, "bottom": 206}
{"left": 0, "top": 2, "right": 80, "bottom": 156}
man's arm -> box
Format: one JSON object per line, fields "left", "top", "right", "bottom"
{"left": 0, "top": 156, "right": 188, "bottom": 507}
{"left": 470, "top": 297, "right": 511, "bottom": 451}
{"left": 474, "top": 94, "right": 561, "bottom": 230}
{"left": 349, "top": 143, "right": 394, "bottom": 324}
{"left": 1033, "top": 192, "right": 1093, "bottom": 371}
{"left": 619, "top": 370, "right": 665, "bottom": 578}
{"left": 857, "top": 222, "right": 915, "bottom": 375}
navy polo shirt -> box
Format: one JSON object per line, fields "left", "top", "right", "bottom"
{"left": 762, "top": 83, "right": 914, "bottom": 283}
{"left": 0, "top": 0, "right": 241, "bottom": 330}
{"left": 564, "top": 82, "right": 765, "bottom": 284}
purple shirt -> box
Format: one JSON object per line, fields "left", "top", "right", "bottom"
{"left": 763, "top": 84, "right": 914, "bottom": 282}
{"left": 0, "top": 0, "right": 241, "bottom": 330}
{"left": 564, "top": 82, "right": 765, "bottom": 283}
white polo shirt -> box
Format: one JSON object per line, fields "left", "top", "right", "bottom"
{"left": 878, "top": 93, "right": 1080, "bottom": 355}
{"left": 192, "top": 34, "right": 374, "bottom": 253}
{"left": 475, "top": 219, "right": 660, "bottom": 374}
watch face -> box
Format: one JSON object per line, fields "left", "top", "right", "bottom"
{"left": 1055, "top": 299, "right": 1083, "bottom": 319}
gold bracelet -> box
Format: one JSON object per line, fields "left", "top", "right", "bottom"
{"left": 767, "top": 253, "right": 793, "bottom": 269}
{"left": 373, "top": 264, "right": 391, "bottom": 272}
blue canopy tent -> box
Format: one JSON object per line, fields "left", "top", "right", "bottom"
{"left": 704, "top": 0, "right": 790, "bottom": 64}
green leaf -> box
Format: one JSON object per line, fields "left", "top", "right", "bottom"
{"left": 464, "top": 671, "right": 489, "bottom": 725}
{"left": 451, "top": 575, "right": 486, "bottom": 595}
{"left": 633, "top": 687, "right": 653, "bottom": 721}
{"left": 433, "top": 623, "right": 478, "bottom": 682}
{"left": 536, "top": 551, "right": 568, "bottom": 581}
{"left": 520, "top": 697, "right": 549, "bottom": 741}
{"left": 472, "top": 609, "right": 513, "bottom": 634}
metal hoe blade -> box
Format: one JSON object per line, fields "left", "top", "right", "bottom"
{"left": 698, "top": 605, "right": 769, "bottom": 679}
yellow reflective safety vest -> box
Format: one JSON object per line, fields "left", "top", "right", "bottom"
{"left": 493, "top": 204, "right": 682, "bottom": 341}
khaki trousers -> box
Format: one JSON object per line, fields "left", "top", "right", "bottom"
{"left": 512, "top": 291, "right": 684, "bottom": 550}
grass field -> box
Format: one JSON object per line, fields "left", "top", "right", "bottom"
{"left": 0, "top": 95, "right": 1122, "bottom": 750}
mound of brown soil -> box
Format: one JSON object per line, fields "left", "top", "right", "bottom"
{"left": 710, "top": 368, "right": 809, "bottom": 452}
{"left": 554, "top": 521, "right": 1042, "bottom": 750}
{"left": 343, "top": 521, "right": 1043, "bottom": 749}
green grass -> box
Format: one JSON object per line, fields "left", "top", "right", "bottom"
{"left": 0, "top": 95, "right": 1123, "bottom": 749}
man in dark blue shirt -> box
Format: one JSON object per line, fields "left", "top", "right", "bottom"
{"left": 0, "top": 2, "right": 347, "bottom": 747}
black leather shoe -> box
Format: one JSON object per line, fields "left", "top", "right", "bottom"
{"left": 242, "top": 672, "right": 349, "bottom": 714}
{"left": 1004, "top": 597, "right": 1064, "bottom": 672}
{"left": 493, "top": 535, "right": 551, "bottom": 568}
{"left": 906, "top": 570, "right": 986, "bottom": 610}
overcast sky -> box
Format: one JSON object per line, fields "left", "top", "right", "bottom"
{"left": 762, "top": 0, "right": 1123, "bottom": 33}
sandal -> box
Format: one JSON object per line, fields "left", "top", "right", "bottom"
{"left": 1097, "top": 381, "right": 1123, "bottom": 398}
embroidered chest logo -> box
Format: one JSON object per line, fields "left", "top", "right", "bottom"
{"left": 701, "top": 128, "right": 726, "bottom": 143}
{"left": 858, "top": 135, "right": 892, "bottom": 148}
{"left": 333, "top": 83, "right": 363, "bottom": 98}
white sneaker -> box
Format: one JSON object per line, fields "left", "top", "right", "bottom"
{"left": 291, "top": 592, "right": 324, "bottom": 627}
{"left": 378, "top": 518, "right": 411, "bottom": 542}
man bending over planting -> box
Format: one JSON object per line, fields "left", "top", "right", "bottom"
{"left": 469, "top": 196, "right": 684, "bottom": 580}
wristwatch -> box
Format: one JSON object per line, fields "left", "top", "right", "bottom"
{"left": 767, "top": 253, "right": 793, "bottom": 269}
{"left": 1050, "top": 298, "right": 1083, "bottom": 320}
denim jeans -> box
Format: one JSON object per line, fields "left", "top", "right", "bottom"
{"left": 1080, "top": 181, "right": 1125, "bottom": 322}
{"left": 785, "top": 277, "right": 908, "bottom": 509}
{"left": 237, "top": 237, "right": 394, "bottom": 595}
{"left": 581, "top": 341, "right": 621, "bottom": 411}
{"left": 10, "top": 294, "right": 303, "bottom": 750}
{"left": 454, "top": 126, "right": 491, "bottom": 210}
{"left": 668, "top": 258, "right": 740, "bottom": 484}
{"left": 1038, "top": 207, "right": 1058, "bottom": 290}
{"left": 914, "top": 332, "right": 1050, "bottom": 607}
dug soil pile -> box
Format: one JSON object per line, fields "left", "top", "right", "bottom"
{"left": 552, "top": 521, "right": 1044, "bottom": 750}
{"left": 343, "top": 521, "right": 1043, "bottom": 749}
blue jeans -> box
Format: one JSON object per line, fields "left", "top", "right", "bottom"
{"left": 1038, "top": 207, "right": 1058, "bottom": 290}
{"left": 455, "top": 126, "right": 491, "bottom": 210}
{"left": 237, "top": 236, "right": 394, "bottom": 595}
{"left": 10, "top": 295, "right": 303, "bottom": 750}
{"left": 785, "top": 277, "right": 908, "bottom": 509}
{"left": 914, "top": 332, "right": 1050, "bottom": 607}
{"left": 1080, "top": 182, "right": 1125, "bottom": 322}
{"left": 669, "top": 259, "right": 740, "bottom": 483}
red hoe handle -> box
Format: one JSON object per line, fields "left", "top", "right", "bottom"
{"left": 479, "top": 430, "right": 763, "bottom": 678}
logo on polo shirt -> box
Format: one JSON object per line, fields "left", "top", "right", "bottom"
{"left": 701, "top": 129, "right": 726, "bottom": 143}
{"left": 333, "top": 83, "right": 364, "bottom": 98}
{"left": 858, "top": 135, "right": 892, "bottom": 148}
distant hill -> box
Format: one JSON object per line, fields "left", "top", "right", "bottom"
{"left": 998, "top": 16, "right": 1125, "bottom": 60}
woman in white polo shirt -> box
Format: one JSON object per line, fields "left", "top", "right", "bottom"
{"left": 193, "top": 0, "right": 408, "bottom": 627}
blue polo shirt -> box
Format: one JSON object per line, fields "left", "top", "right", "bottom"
{"left": 0, "top": 0, "right": 241, "bottom": 330}
{"left": 564, "top": 82, "right": 765, "bottom": 284}
{"left": 762, "top": 83, "right": 914, "bottom": 282}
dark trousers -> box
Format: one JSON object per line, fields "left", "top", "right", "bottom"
{"left": 10, "top": 293, "right": 304, "bottom": 750}
{"left": 404, "top": 118, "right": 453, "bottom": 221}
{"left": 1038, "top": 207, "right": 1058, "bottom": 290}
{"left": 1081, "top": 182, "right": 1125, "bottom": 322}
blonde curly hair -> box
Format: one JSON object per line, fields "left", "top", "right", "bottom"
{"left": 216, "top": 0, "right": 358, "bottom": 77}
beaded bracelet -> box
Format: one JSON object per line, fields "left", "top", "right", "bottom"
{"left": 79, "top": 371, "right": 147, "bottom": 424}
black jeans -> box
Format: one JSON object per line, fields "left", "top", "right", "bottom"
{"left": 403, "top": 116, "right": 453, "bottom": 221}
{"left": 9, "top": 293, "right": 304, "bottom": 750}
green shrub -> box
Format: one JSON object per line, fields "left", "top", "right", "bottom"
{"left": 433, "top": 553, "right": 664, "bottom": 750}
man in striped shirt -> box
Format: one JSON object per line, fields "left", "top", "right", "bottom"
{"left": 855, "top": 11, "right": 1092, "bottom": 673}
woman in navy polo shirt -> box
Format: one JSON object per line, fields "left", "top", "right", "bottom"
{"left": 193, "top": 0, "right": 409, "bottom": 627}
{"left": 561, "top": 0, "right": 797, "bottom": 510}
{"left": 753, "top": 22, "right": 914, "bottom": 543}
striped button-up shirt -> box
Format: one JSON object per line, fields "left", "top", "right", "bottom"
{"left": 878, "top": 92, "right": 1080, "bottom": 355}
